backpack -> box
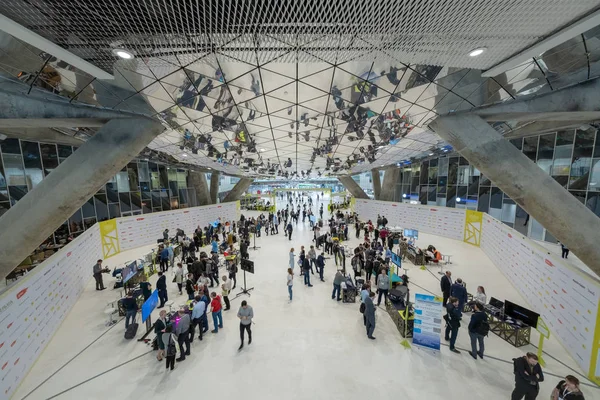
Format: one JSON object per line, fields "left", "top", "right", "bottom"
{"left": 476, "top": 317, "right": 490, "bottom": 337}
{"left": 166, "top": 335, "right": 177, "bottom": 357}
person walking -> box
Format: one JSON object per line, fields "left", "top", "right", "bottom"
{"left": 155, "top": 309, "right": 167, "bottom": 361}
{"left": 222, "top": 275, "right": 232, "bottom": 311}
{"left": 551, "top": 375, "right": 584, "bottom": 400}
{"left": 512, "top": 353, "right": 544, "bottom": 400}
{"left": 162, "top": 326, "right": 178, "bottom": 371}
{"left": 332, "top": 270, "right": 343, "bottom": 301}
{"left": 559, "top": 242, "right": 570, "bottom": 259}
{"left": 174, "top": 263, "right": 184, "bottom": 295}
{"left": 365, "top": 291, "right": 377, "bottom": 340}
{"left": 92, "top": 259, "right": 106, "bottom": 291}
{"left": 156, "top": 271, "right": 168, "bottom": 308}
{"left": 174, "top": 309, "right": 191, "bottom": 361}
{"left": 123, "top": 291, "right": 138, "bottom": 329}
{"left": 440, "top": 270, "right": 452, "bottom": 307}
{"left": 237, "top": 300, "right": 254, "bottom": 350}
{"left": 376, "top": 268, "right": 389, "bottom": 306}
{"left": 287, "top": 268, "right": 294, "bottom": 301}
{"left": 468, "top": 302, "right": 488, "bottom": 359}
{"left": 444, "top": 297, "right": 461, "bottom": 354}
{"left": 210, "top": 292, "right": 223, "bottom": 333}
{"left": 302, "top": 256, "right": 313, "bottom": 287}
{"left": 185, "top": 273, "right": 195, "bottom": 300}
{"left": 190, "top": 295, "right": 206, "bottom": 342}
{"left": 289, "top": 248, "right": 295, "bottom": 272}
{"left": 286, "top": 222, "right": 293, "bottom": 240}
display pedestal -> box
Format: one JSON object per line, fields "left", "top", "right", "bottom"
{"left": 486, "top": 311, "right": 531, "bottom": 347}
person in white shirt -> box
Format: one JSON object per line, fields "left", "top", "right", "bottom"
{"left": 174, "top": 263, "right": 184, "bottom": 295}
{"left": 287, "top": 268, "right": 294, "bottom": 302}
{"left": 222, "top": 276, "right": 232, "bottom": 311}
{"left": 474, "top": 286, "right": 487, "bottom": 305}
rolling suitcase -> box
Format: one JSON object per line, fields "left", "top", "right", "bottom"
{"left": 124, "top": 322, "right": 139, "bottom": 339}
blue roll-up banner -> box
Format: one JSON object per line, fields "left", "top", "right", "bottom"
{"left": 413, "top": 293, "right": 443, "bottom": 351}
{"left": 141, "top": 289, "right": 159, "bottom": 323}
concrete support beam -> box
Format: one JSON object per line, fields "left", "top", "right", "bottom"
{"left": 210, "top": 171, "right": 220, "bottom": 204}
{"left": 337, "top": 176, "right": 370, "bottom": 199}
{"left": 380, "top": 167, "right": 400, "bottom": 201}
{"left": 371, "top": 169, "right": 382, "bottom": 200}
{"left": 429, "top": 114, "right": 600, "bottom": 276}
{"left": 222, "top": 178, "right": 253, "bottom": 203}
{"left": 189, "top": 171, "right": 212, "bottom": 206}
{"left": 0, "top": 118, "right": 164, "bottom": 280}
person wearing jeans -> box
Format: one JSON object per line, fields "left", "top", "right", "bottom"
{"left": 237, "top": 300, "right": 254, "bottom": 350}
{"left": 175, "top": 310, "right": 191, "bottom": 361}
{"left": 444, "top": 297, "right": 461, "bottom": 353}
{"left": 468, "top": 302, "right": 487, "bottom": 359}
{"left": 332, "top": 270, "right": 343, "bottom": 301}
{"left": 210, "top": 292, "right": 223, "bottom": 333}
{"left": 302, "top": 258, "right": 313, "bottom": 287}
{"left": 287, "top": 268, "right": 294, "bottom": 301}
{"left": 190, "top": 295, "right": 206, "bottom": 342}
{"left": 122, "top": 291, "right": 138, "bottom": 329}
{"left": 376, "top": 269, "right": 389, "bottom": 306}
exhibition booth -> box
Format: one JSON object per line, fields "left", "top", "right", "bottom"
{"left": 0, "top": 202, "right": 239, "bottom": 399}
{"left": 354, "top": 199, "right": 600, "bottom": 384}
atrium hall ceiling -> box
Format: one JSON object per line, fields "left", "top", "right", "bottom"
{"left": 1, "top": 1, "right": 600, "bottom": 178}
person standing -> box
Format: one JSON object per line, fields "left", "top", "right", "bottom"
{"left": 163, "top": 229, "right": 169, "bottom": 242}
{"left": 222, "top": 276, "right": 232, "bottom": 311}
{"left": 175, "top": 309, "right": 191, "bottom": 362}
{"left": 360, "top": 283, "right": 370, "bottom": 326}
{"left": 474, "top": 286, "right": 487, "bottom": 305}
{"left": 560, "top": 242, "right": 570, "bottom": 259}
{"left": 92, "top": 259, "right": 106, "bottom": 291}
{"left": 139, "top": 275, "right": 152, "bottom": 301}
{"left": 123, "top": 291, "right": 138, "bottom": 329}
{"left": 440, "top": 270, "right": 452, "bottom": 307}
{"left": 376, "top": 268, "right": 389, "bottom": 306}
{"left": 210, "top": 292, "right": 223, "bottom": 333}
{"left": 155, "top": 309, "right": 167, "bottom": 361}
{"left": 190, "top": 295, "right": 206, "bottom": 342}
{"left": 287, "top": 222, "right": 293, "bottom": 240}
{"left": 185, "top": 273, "right": 195, "bottom": 300}
{"left": 316, "top": 252, "right": 326, "bottom": 282}
{"left": 237, "top": 300, "right": 254, "bottom": 350}
{"left": 175, "top": 263, "right": 184, "bottom": 295}
{"left": 451, "top": 278, "right": 468, "bottom": 314}
{"left": 308, "top": 245, "right": 317, "bottom": 275}
{"left": 162, "top": 326, "right": 178, "bottom": 371}
{"left": 468, "top": 302, "right": 488, "bottom": 359}
{"left": 287, "top": 268, "right": 294, "bottom": 301}
{"left": 444, "top": 297, "right": 461, "bottom": 354}
{"left": 364, "top": 291, "right": 377, "bottom": 340}
{"left": 289, "top": 248, "right": 295, "bottom": 272}
{"left": 160, "top": 246, "right": 170, "bottom": 272}
{"left": 156, "top": 271, "right": 168, "bottom": 308}
{"left": 512, "top": 353, "right": 544, "bottom": 400}
{"left": 551, "top": 375, "right": 584, "bottom": 400}
{"left": 302, "top": 256, "right": 313, "bottom": 287}
{"left": 332, "top": 270, "right": 343, "bottom": 301}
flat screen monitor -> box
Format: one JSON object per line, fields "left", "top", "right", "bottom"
{"left": 489, "top": 297, "right": 504, "bottom": 309}
{"left": 391, "top": 252, "right": 401, "bottom": 267}
{"left": 403, "top": 229, "right": 419, "bottom": 239}
{"left": 241, "top": 259, "right": 255, "bottom": 274}
{"left": 122, "top": 260, "right": 138, "bottom": 284}
{"left": 504, "top": 300, "right": 539, "bottom": 327}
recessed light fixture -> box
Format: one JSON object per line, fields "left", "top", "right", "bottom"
{"left": 260, "top": 148, "right": 265, "bottom": 152}
{"left": 468, "top": 47, "right": 486, "bottom": 57}
{"left": 112, "top": 48, "right": 134, "bottom": 59}
{"left": 182, "top": 153, "right": 187, "bottom": 157}
{"left": 456, "top": 197, "right": 462, "bottom": 202}
{"left": 429, "top": 153, "right": 434, "bottom": 156}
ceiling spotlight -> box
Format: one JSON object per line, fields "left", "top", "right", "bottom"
{"left": 112, "top": 48, "right": 134, "bottom": 59}
{"left": 260, "top": 148, "right": 265, "bottom": 152}
{"left": 182, "top": 153, "right": 188, "bottom": 157}
{"left": 429, "top": 153, "right": 434, "bottom": 156}
{"left": 456, "top": 197, "right": 462, "bottom": 202}
{"left": 468, "top": 47, "right": 486, "bottom": 57}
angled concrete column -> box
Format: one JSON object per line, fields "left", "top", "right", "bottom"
{"left": 222, "top": 178, "right": 253, "bottom": 203}
{"left": 210, "top": 171, "right": 220, "bottom": 204}
{"left": 430, "top": 114, "right": 600, "bottom": 275}
{"left": 0, "top": 118, "right": 164, "bottom": 280}
{"left": 338, "top": 176, "right": 369, "bottom": 199}
{"left": 371, "top": 169, "right": 382, "bottom": 200}
{"left": 380, "top": 167, "right": 400, "bottom": 201}
{"left": 189, "top": 171, "right": 212, "bottom": 206}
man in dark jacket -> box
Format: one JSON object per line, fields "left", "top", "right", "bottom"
{"left": 468, "top": 302, "right": 487, "bottom": 359}
{"left": 440, "top": 270, "right": 452, "bottom": 307}
{"left": 316, "top": 252, "right": 326, "bottom": 282}
{"left": 365, "top": 291, "right": 376, "bottom": 340}
{"left": 512, "top": 353, "right": 544, "bottom": 400}
{"left": 450, "top": 278, "right": 468, "bottom": 314}
{"left": 156, "top": 271, "right": 168, "bottom": 308}
{"left": 444, "top": 297, "right": 461, "bottom": 353}
{"left": 302, "top": 257, "right": 313, "bottom": 287}
{"left": 286, "top": 223, "right": 293, "bottom": 240}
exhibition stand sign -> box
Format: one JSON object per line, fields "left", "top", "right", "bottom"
{"left": 413, "top": 293, "right": 443, "bottom": 351}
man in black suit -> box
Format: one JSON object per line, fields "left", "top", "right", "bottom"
{"left": 440, "top": 270, "right": 452, "bottom": 307}
{"left": 451, "top": 278, "right": 468, "bottom": 315}
{"left": 156, "top": 271, "right": 168, "bottom": 308}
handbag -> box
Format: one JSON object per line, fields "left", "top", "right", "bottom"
{"left": 359, "top": 303, "right": 366, "bottom": 313}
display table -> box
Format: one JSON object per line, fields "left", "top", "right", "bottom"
{"left": 386, "top": 301, "right": 414, "bottom": 338}
{"left": 405, "top": 249, "right": 425, "bottom": 266}
{"left": 485, "top": 310, "right": 531, "bottom": 347}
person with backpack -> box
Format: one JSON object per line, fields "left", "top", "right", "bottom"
{"left": 512, "top": 352, "right": 544, "bottom": 399}
{"left": 162, "top": 325, "right": 178, "bottom": 371}
{"left": 468, "top": 302, "right": 488, "bottom": 359}
{"left": 444, "top": 297, "right": 462, "bottom": 354}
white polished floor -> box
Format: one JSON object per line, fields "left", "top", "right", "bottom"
{"left": 13, "top": 195, "right": 600, "bottom": 400}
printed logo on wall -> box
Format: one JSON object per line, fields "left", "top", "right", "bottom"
{"left": 463, "top": 210, "right": 483, "bottom": 247}
{"left": 99, "top": 219, "right": 120, "bottom": 259}
{"left": 413, "top": 293, "right": 443, "bottom": 351}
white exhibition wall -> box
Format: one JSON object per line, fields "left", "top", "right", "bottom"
{"left": 115, "top": 202, "right": 239, "bottom": 252}
{"left": 354, "top": 199, "right": 600, "bottom": 377}
{"left": 0, "top": 226, "right": 101, "bottom": 400}
{"left": 0, "top": 201, "right": 239, "bottom": 399}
